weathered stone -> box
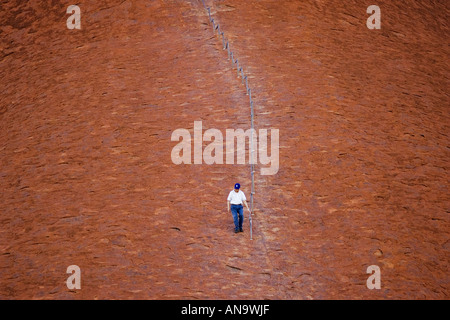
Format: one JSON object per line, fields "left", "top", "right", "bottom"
{"left": 0, "top": 0, "right": 448, "bottom": 299}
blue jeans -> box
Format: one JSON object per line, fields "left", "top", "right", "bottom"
{"left": 230, "top": 204, "right": 244, "bottom": 231}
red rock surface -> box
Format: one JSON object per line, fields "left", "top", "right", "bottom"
{"left": 0, "top": 0, "right": 448, "bottom": 299}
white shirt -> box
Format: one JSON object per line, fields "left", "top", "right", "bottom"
{"left": 227, "top": 190, "right": 246, "bottom": 205}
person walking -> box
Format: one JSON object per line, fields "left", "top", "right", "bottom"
{"left": 227, "top": 183, "right": 251, "bottom": 233}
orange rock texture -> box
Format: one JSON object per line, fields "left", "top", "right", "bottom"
{"left": 0, "top": 0, "right": 448, "bottom": 299}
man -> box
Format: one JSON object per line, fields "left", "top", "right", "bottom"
{"left": 227, "top": 183, "right": 251, "bottom": 233}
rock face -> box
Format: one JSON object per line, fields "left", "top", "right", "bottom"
{"left": 0, "top": 0, "right": 448, "bottom": 299}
